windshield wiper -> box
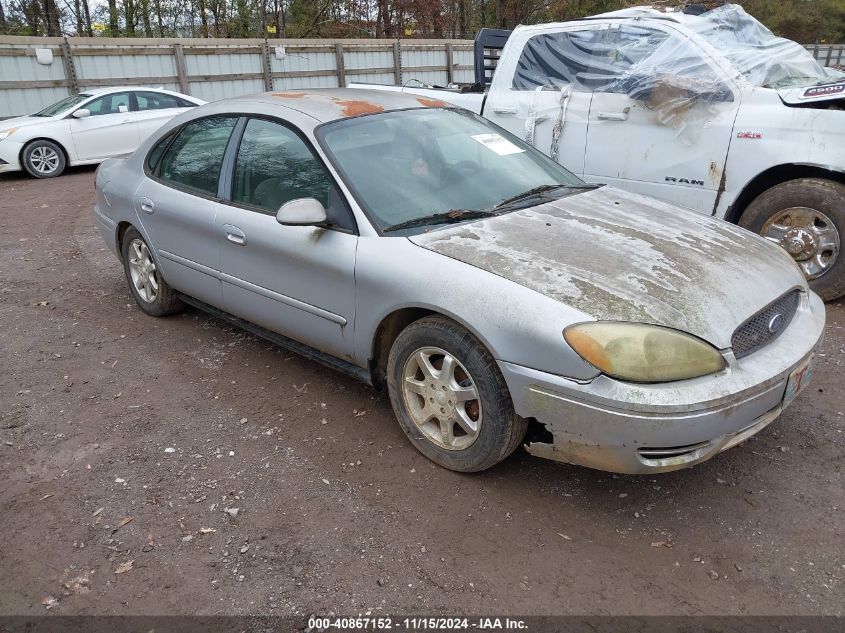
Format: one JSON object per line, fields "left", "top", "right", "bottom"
{"left": 383, "top": 209, "right": 494, "bottom": 233}
{"left": 493, "top": 183, "right": 600, "bottom": 210}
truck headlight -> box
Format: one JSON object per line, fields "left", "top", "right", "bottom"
{"left": 0, "top": 128, "right": 16, "bottom": 142}
{"left": 563, "top": 322, "right": 725, "bottom": 383}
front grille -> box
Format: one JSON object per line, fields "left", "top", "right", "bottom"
{"left": 731, "top": 290, "right": 800, "bottom": 359}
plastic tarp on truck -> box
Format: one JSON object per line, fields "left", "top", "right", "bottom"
{"left": 512, "top": 4, "right": 844, "bottom": 144}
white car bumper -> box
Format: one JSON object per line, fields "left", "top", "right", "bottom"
{"left": 0, "top": 139, "right": 23, "bottom": 173}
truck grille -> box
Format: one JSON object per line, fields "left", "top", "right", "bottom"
{"left": 731, "top": 290, "right": 800, "bottom": 359}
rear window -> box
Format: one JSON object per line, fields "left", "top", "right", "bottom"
{"left": 157, "top": 117, "right": 238, "bottom": 197}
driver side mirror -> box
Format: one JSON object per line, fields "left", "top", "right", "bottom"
{"left": 72, "top": 109, "right": 90, "bottom": 119}
{"left": 276, "top": 198, "right": 328, "bottom": 227}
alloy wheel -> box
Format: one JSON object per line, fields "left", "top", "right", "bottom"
{"left": 401, "top": 346, "right": 482, "bottom": 451}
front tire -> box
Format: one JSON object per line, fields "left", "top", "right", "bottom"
{"left": 739, "top": 178, "right": 844, "bottom": 301}
{"left": 22, "top": 140, "right": 66, "bottom": 178}
{"left": 121, "top": 227, "right": 184, "bottom": 317}
{"left": 387, "top": 316, "right": 527, "bottom": 472}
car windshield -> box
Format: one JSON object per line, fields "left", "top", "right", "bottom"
{"left": 33, "top": 94, "right": 92, "bottom": 117}
{"left": 318, "top": 108, "right": 585, "bottom": 232}
{"left": 687, "top": 4, "right": 844, "bottom": 89}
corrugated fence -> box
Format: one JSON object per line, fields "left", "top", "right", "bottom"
{"left": 0, "top": 35, "right": 475, "bottom": 118}
{"left": 1, "top": 35, "right": 843, "bottom": 119}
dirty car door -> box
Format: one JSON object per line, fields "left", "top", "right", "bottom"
{"left": 582, "top": 23, "right": 741, "bottom": 214}
{"left": 216, "top": 117, "right": 357, "bottom": 360}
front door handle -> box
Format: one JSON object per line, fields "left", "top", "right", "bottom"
{"left": 121, "top": 119, "right": 134, "bottom": 125}
{"left": 491, "top": 105, "right": 517, "bottom": 115}
{"left": 597, "top": 107, "right": 630, "bottom": 121}
{"left": 138, "top": 197, "right": 154, "bottom": 214}
{"left": 223, "top": 224, "right": 246, "bottom": 246}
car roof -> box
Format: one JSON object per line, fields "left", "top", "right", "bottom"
{"left": 218, "top": 88, "right": 452, "bottom": 123}
{"left": 82, "top": 86, "right": 174, "bottom": 95}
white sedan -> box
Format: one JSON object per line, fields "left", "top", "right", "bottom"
{"left": 0, "top": 87, "right": 205, "bottom": 178}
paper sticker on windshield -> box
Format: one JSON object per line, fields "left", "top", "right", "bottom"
{"left": 471, "top": 133, "right": 525, "bottom": 156}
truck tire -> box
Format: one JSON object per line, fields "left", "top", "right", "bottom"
{"left": 387, "top": 316, "right": 528, "bottom": 472}
{"left": 739, "top": 178, "right": 844, "bottom": 301}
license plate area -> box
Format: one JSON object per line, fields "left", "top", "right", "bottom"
{"left": 783, "top": 355, "right": 814, "bottom": 407}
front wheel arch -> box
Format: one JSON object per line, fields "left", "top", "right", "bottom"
{"left": 20, "top": 137, "right": 70, "bottom": 167}
{"left": 726, "top": 164, "right": 845, "bottom": 225}
{"left": 368, "top": 305, "right": 501, "bottom": 390}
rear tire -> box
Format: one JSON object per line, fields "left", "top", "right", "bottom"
{"left": 387, "top": 316, "right": 527, "bottom": 472}
{"left": 739, "top": 178, "right": 844, "bottom": 301}
{"left": 121, "top": 227, "right": 184, "bottom": 317}
{"left": 22, "top": 139, "right": 66, "bottom": 178}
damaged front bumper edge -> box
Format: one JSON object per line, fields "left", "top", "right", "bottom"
{"left": 499, "top": 291, "right": 826, "bottom": 474}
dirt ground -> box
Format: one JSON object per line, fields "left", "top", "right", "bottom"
{"left": 0, "top": 167, "right": 843, "bottom": 618}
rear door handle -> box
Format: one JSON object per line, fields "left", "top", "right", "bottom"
{"left": 597, "top": 108, "right": 630, "bottom": 121}
{"left": 138, "top": 197, "right": 154, "bottom": 214}
{"left": 491, "top": 106, "right": 517, "bottom": 115}
{"left": 223, "top": 224, "right": 246, "bottom": 246}
{"left": 121, "top": 119, "right": 134, "bottom": 124}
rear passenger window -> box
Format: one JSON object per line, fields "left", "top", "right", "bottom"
{"left": 136, "top": 91, "right": 181, "bottom": 111}
{"left": 158, "top": 117, "right": 237, "bottom": 197}
{"left": 146, "top": 129, "right": 177, "bottom": 173}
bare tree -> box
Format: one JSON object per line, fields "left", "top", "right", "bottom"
{"left": 42, "top": 0, "right": 60, "bottom": 33}
{"left": 139, "top": 0, "right": 152, "bottom": 34}
{"left": 107, "top": 0, "right": 119, "bottom": 33}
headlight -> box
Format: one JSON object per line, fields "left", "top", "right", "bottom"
{"left": 0, "top": 128, "right": 16, "bottom": 142}
{"left": 563, "top": 322, "right": 725, "bottom": 383}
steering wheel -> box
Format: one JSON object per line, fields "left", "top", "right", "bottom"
{"left": 441, "top": 160, "right": 481, "bottom": 187}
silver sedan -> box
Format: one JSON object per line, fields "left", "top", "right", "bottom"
{"left": 93, "top": 88, "right": 825, "bottom": 474}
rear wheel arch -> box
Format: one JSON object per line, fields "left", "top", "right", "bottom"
{"left": 726, "top": 164, "right": 845, "bottom": 225}
{"left": 116, "top": 221, "right": 134, "bottom": 260}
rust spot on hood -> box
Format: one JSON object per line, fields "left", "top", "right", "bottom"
{"left": 272, "top": 92, "right": 307, "bottom": 99}
{"left": 331, "top": 97, "right": 385, "bottom": 116}
{"left": 416, "top": 97, "right": 447, "bottom": 108}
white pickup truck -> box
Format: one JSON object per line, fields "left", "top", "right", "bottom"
{"left": 354, "top": 4, "right": 845, "bottom": 300}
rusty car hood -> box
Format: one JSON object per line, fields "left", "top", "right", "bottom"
{"left": 408, "top": 186, "right": 807, "bottom": 349}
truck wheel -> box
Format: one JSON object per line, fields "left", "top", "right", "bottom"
{"left": 739, "top": 178, "right": 844, "bottom": 301}
{"left": 387, "top": 316, "right": 528, "bottom": 472}
{"left": 22, "top": 139, "right": 66, "bottom": 178}
{"left": 121, "top": 227, "right": 184, "bottom": 317}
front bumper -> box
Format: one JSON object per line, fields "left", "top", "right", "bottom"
{"left": 0, "top": 140, "right": 23, "bottom": 173}
{"left": 501, "top": 290, "right": 826, "bottom": 474}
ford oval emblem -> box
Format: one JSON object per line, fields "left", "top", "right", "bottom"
{"left": 768, "top": 313, "right": 784, "bottom": 333}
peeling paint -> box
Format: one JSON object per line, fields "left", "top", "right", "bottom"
{"left": 272, "top": 92, "right": 308, "bottom": 99}
{"left": 416, "top": 97, "right": 448, "bottom": 108}
{"left": 708, "top": 160, "right": 721, "bottom": 186}
{"left": 330, "top": 97, "right": 385, "bottom": 117}
{"left": 410, "top": 186, "right": 806, "bottom": 348}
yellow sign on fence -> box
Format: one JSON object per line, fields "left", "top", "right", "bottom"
{"left": 266, "top": 25, "right": 277, "bottom": 34}
{"left": 92, "top": 23, "right": 106, "bottom": 32}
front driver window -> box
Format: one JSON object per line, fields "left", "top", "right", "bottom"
{"left": 233, "top": 118, "right": 331, "bottom": 213}
{"left": 85, "top": 92, "right": 132, "bottom": 116}
{"left": 158, "top": 116, "right": 238, "bottom": 196}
